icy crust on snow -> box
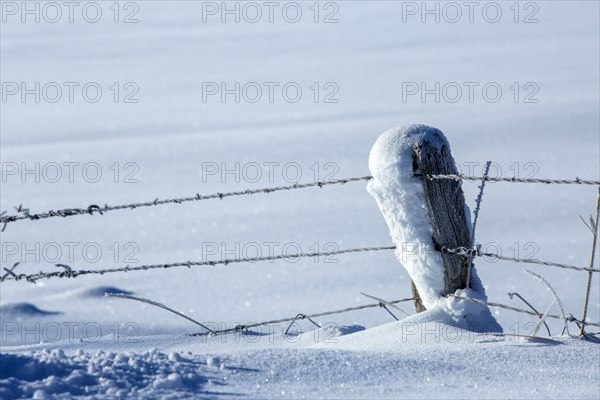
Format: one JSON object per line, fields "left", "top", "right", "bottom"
{"left": 367, "top": 125, "right": 496, "bottom": 327}
{"left": 3, "top": 334, "right": 599, "bottom": 400}
{"left": 0, "top": 349, "right": 224, "bottom": 399}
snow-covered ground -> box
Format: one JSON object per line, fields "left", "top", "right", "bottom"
{"left": 1, "top": 1, "right": 599, "bottom": 398}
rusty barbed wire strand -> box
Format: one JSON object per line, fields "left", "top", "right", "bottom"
{"left": 480, "top": 253, "right": 599, "bottom": 273}
{"left": 2, "top": 243, "right": 597, "bottom": 284}
{"left": 185, "top": 295, "right": 600, "bottom": 337}
{"left": 2, "top": 174, "right": 599, "bottom": 230}
{"left": 0, "top": 176, "right": 374, "bottom": 230}
{"left": 440, "top": 246, "right": 599, "bottom": 273}
{"left": 426, "top": 174, "right": 600, "bottom": 185}
{"left": 190, "top": 297, "right": 417, "bottom": 337}
{"left": 452, "top": 295, "right": 600, "bottom": 328}
{"left": 0, "top": 245, "right": 397, "bottom": 283}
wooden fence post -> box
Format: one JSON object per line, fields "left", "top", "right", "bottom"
{"left": 410, "top": 128, "right": 473, "bottom": 312}
{"left": 367, "top": 125, "right": 474, "bottom": 314}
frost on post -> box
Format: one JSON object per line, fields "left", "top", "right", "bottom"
{"left": 367, "top": 125, "right": 499, "bottom": 330}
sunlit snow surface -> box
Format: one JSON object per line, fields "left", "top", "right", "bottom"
{"left": 1, "top": 1, "right": 599, "bottom": 398}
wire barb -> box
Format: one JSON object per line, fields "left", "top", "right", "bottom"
{"left": 284, "top": 314, "right": 321, "bottom": 334}
{"left": 360, "top": 292, "right": 410, "bottom": 317}
{"left": 0, "top": 262, "right": 20, "bottom": 282}
{"left": 378, "top": 303, "right": 399, "bottom": 321}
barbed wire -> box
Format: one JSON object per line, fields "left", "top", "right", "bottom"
{"left": 0, "top": 245, "right": 397, "bottom": 283}
{"left": 426, "top": 174, "right": 600, "bottom": 185}
{"left": 184, "top": 295, "right": 600, "bottom": 337}
{"left": 0, "top": 176, "right": 374, "bottom": 231}
{"left": 2, "top": 174, "right": 598, "bottom": 230}
{"left": 441, "top": 247, "right": 599, "bottom": 273}
{"left": 483, "top": 253, "right": 600, "bottom": 273}
{"left": 452, "top": 295, "right": 600, "bottom": 328}
{"left": 2, "top": 169, "right": 597, "bottom": 337}
{"left": 111, "top": 290, "right": 600, "bottom": 337}
{"left": 2, "top": 243, "right": 597, "bottom": 284}
{"left": 190, "top": 297, "right": 417, "bottom": 337}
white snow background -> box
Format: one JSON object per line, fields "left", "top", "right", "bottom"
{"left": 1, "top": 1, "right": 599, "bottom": 399}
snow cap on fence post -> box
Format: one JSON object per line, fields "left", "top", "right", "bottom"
{"left": 367, "top": 125, "right": 496, "bottom": 327}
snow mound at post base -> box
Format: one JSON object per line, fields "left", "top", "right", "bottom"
{"left": 367, "top": 125, "right": 498, "bottom": 330}
{"left": 312, "top": 307, "right": 502, "bottom": 352}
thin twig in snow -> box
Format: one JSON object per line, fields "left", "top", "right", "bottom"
{"left": 580, "top": 187, "right": 600, "bottom": 336}
{"left": 530, "top": 298, "right": 556, "bottom": 337}
{"left": 508, "top": 292, "right": 551, "bottom": 336}
{"left": 106, "top": 293, "right": 217, "bottom": 335}
{"left": 466, "top": 161, "right": 491, "bottom": 288}
{"left": 526, "top": 270, "right": 571, "bottom": 336}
